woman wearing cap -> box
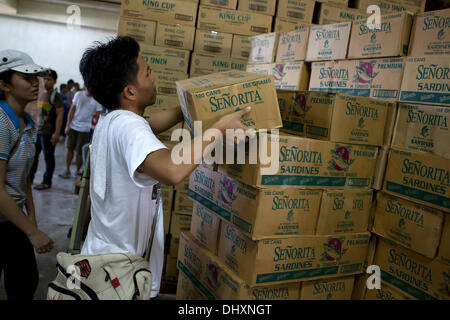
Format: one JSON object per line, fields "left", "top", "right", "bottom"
{"left": 0, "top": 50, "right": 54, "bottom": 300}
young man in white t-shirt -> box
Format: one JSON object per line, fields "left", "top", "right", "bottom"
{"left": 60, "top": 87, "right": 102, "bottom": 178}
{"left": 78, "top": 37, "right": 250, "bottom": 299}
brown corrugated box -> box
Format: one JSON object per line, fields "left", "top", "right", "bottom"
{"left": 276, "top": 28, "right": 310, "bottom": 62}
{"left": 354, "top": 0, "right": 423, "bottom": 14}
{"left": 140, "top": 44, "right": 190, "bottom": 73}
{"left": 117, "top": 16, "right": 156, "bottom": 45}
{"left": 364, "top": 280, "right": 413, "bottom": 300}
{"left": 151, "top": 70, "right": 188, "bottom": 96}
{"left": 248, "top": 33, "right": 279, "bottom": 64}
{"left": 155, "top": 22, "right": 195, "bottom": 51}
{"left": 170, "top": 212, "right": 192, "bottom": 236}
{"left": 189, "top": 52, "right": 247, "bottom": 78}
{"left": 200, "top": 0, "right": 238, "bottom": 9}
{"left": 438, "top": 214, "right": 450, "bottom": 266}
{"left": 277, "top": 0, "right": 316, "bottom": 23}
{"left": 383, "top": 148, "right": 450, "bottom": 213}
{"left": 372, "top": 192, "right": 444, "bottom": 258}
{"left": 408, "top": 8, "right": 450, "bottom": 57}
{"left": 197, "top": 5, "right": 272, "bottom": 36}
{"left": 174, "top": 191, "right": 193, "bottom": 215}
{"left": 176, "top": 271, "right": 208, "bottom": 300}
{"left": 316, "top": 189, "right": 373, "bottom": 235}
{"left": 231, "top": 35, "right": 251, "bottom": 59}
{"left": 218, "top": 220, "right": 371, "bottom": 286}
{"left": 238, "top": 0, "right": 276, "bottom": 16}
{"left": 190, "top": 202, "right": 221, "bottom": 255}
{"left": 273, "top": 17, "right": 315, "bottom": 33}
{"left": 194, "top": 30, "right": 233, "bottom": 58}
{"left": 120, "top": 0, "right": 198, "bottom": 26}
{"left": 299, "top": 276, "right": 355, "bottom": 300}
{"left": 278, "top": 90, "right": 307, "bottom": 136}
{"left": 348, "top": 12, "right": 413, "bottom": 59}
{"left": 306, "top": 22, "right": 352, "bottom": 62}
{"left": 318, "top": 3, "right": 368, "bottom": 25}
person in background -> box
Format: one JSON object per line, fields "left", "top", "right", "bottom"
{"left": 74, "top": 82, "right": 81, "bottom": 92}
{"left": 66, "top": 79, "right": 75, "bottom": 106}
{"left": 0, "top": 49, "right": 54, "bottom": 300}
{"left": 29, "top": 69, "right": 63, "bottom": 191}
{"left": 59, "top": 84, "right": 70, "bottom": 138}
{"left": 59, "top": 87, "right": 102, "bottom": 178}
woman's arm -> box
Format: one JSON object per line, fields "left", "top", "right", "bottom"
{"left": 25, "top": 176, "right": 37, "bottom": 227}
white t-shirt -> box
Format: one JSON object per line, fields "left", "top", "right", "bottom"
{"left": 70, "top": 91, "right": 103, "bottom": 132}
{"left": 81, "top": 110, "right": 168, "bottom": 298}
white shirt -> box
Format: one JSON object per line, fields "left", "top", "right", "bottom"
{"left": 81, "top": 110, "right": 168, "bottom": 298}
{"left": 70, "top": 91, "right": 103, "bottom": 132}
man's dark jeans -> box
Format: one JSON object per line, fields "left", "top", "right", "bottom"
{"left": 30, "top": 134, "right": 56, "bottom": 187}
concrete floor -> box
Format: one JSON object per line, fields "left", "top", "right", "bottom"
{"left": 0, "top": 140, "right": 175, "bottom": 300}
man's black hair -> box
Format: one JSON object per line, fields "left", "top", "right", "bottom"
{"left": 0, "top": 70, "right": 14, "bottom": 100}
{"left": 47, "top": 69, "right": 58, "bottom": 81}
{"left": 79, "top": 36, "right": 140, "bottom": 110}
{"left": 67, "top": 79, "right": 75, "bottom": 85}
{"left": 60, "top": 83, "right": 67, "bottom": 91}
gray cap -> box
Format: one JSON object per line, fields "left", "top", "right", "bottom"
{"left": 0, "top": 49, "right": 46, "bottom": 74}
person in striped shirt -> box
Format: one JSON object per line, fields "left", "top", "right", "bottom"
{"left": 0, "top": 50, "right": 54, "bottom": 300}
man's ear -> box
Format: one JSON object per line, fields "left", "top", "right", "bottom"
{"left": 0, "top": 80, "right": 11, "bottom": 93}
{"left": 122, "top": 84, "right": 137, "bottom": 101}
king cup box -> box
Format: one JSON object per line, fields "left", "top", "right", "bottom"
{"left": 278, "top": 91, "right": 394, "bottom": 147}
{"left": 391, "top": 103, "right": 450, "bottom": 159}
{"left": 154, "top": 22, "right": 195, "bottom": 51}
{"left": 373, "top": 237, "right": 450, "bottom": 300}
{"left": 117, "top": 16, "right": 157, "bottom": 45}
{"left": 120, "top": 0, "right": 198, "bottom": 27}
{"left": 408, "top": 8, "right": 450, "bottom": 57}
{"left": 399, "top": 56, "right": 450, "bottom": 107}
{"left": 151, "top": 70, "right": 188, "bottom": 96}
{"left": 354, "top": 0, "right": 424, "bottom": 14}
{"left": 309, "top": 57, "right": 405, "bottom": 101}
{"left": 219, "top": 133, "right": 378, "bottom": 189}
{"left": 194, "top": 30, "right": 234, "bottom": 58}
{"left": 177, "top": 231, "right": 302, "bottom": 300}
{"left": 200, "top": 0, "right": 238, "bottom": 10}
{"left": 189, "top": 52, "right": 248, "bottom": 78}
{"left": 275, "top": 28, "right": 310, "bottom": 63}
{"left": 273, "top": 17, "right": 316, "bottom": 34}
{"left": 176, "top": 70, "right": 282, "bottom": 132}
{"left": 383, "top": 148, "right": 450, "bottom": 213}
{"left": 246, "top": 61, "right": 310, "bottom": 91}
{"left": 217, "top": 220, "right": 370, "bottom": 286}
{"left": 197, "top": 5, "right": 272, "bottom": 36}
{"left": 318, "top": 3, "right": 368, "bottom": 25}
{"left": 140, "top": 44, "right": 190, "bottom": 74}
{"left": 173, "top": 191, "right": 193, "bottom": 215}
{"left": 238, "top": 0, "right": 277, "bottom": 16}
{"left": 348, "top": 12, "right": 413, "bottom": 59}
{"left": 276, "top": 0, "right": 316, "bottom": 24}
{"left": 248, "top": 33, "right": 279, "bottom": 65}
{"left": 231, "top": 35, "right": 252, "bottom": 59}
{"left": 372, "top": 192, "right": 445, "bottom": 259}
{"left": 306, "top": 22, "right": 352, "bottom": 62}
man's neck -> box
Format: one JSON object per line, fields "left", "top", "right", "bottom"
{"left": 118, "top": 102, "right": 145, "bottom": 117}
{"left": 5, "top": 95, "right": 26, "bottom": 119}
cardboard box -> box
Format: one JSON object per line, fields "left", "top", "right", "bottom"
{"left": 176, "top": 70, "right": 282, "bottom": 131}
{"left": 157, "top": 122, "right": 183, "bottom": 142}
{"left": 309, "top": 57, "right": 405, "bottom": 101}
{"left": 155, "top": 22, "right": 195, "bottom": 51}
{"left": 317, "top": 0, "right": 349, "bottom": 5}
{"left": 373, "top": 237, "right": 450, "bottom": 300}
{"left": 189, "top": 165, "right": 322, "bottom": 239}
{"left": 372, "top": 192, "right": 444, "bottom": 258}
{"left": 152, "top": 70, "right": 188, "bottom": 96}
{"left": 278, "top": 90, "right": 307, "bottom": 136}
{"left": 438, "top": 214, "right": 450, "bottom": 266}
{"left": 140, "top": 44, "right": 190, "bottom": 73}
{"left": 238, "top": 0, "right": 277, "bottom": 16}
{"left": 168, "top": 234, "right": 180, "bottom": 257}
{"left": 200, "top": 0, "right": 238, "bottom": 9}
{"left": 277, "top": 0, "right": 316, "bottom": 23}
{"left": 170, "top": 212, "right": 192, "bottom": 236}
{"left": 302, "top": 91, "right": 333, "bottom": 139}
{"left": 248, "top": 33, "right": 279, "bottom": 65}
{"left": 247, "top": 61, "right": 310, "bottom": 91}
{"left": 174, "top": 191, "right": 194, "bottom": 215}
{"left": 220, "top": 133, "right": 378, "bottom": 189}
{"left": 372, "top": 145, "right": 389, "bottom": 190}
{"left": 177, "top": 231, "right": 301, "bottom": 299}
{"left": 163, "top": 208, "right": 171, "bottom": 236}
{"left": 175, "top": 177, "right": 190, "bottom": 193}
{"left": 306, "top": 22, "right": 352, "bottom": 62}
{"left": 190, "top": 202, "right": 222, "bottom": 255}
{"left": 152, "top": 95, "right": 180, "bottom": 109}
{"left": 316, "top": 189, "right": 373, "bottom": 235}
{"left": 276, "top": 28, "right": 310, "bottom": 63}
{"left": 231, "top": 35, "right": 251, "bottom": 59}
{"left": 355, "top": 0, "right": 422, "bottom": 14}
{"left": 348, "top": 12, "right": 413, "bottom": 59}
{"left": 383, "top": 148, "right": 450, "bottom": 213}
{"left": 408, "top": 8, "right": 450, "bottom": 57}
{"left": 399, "top": 56, "right": 450, "bottom": 106}
{"left": 120, "top": 0, "right": 198, "bottom": 26}
{"left": 273, "top": 17, "right": 314, "bottom": 33}
{"left": 364, "top": 280, "right": 413, "bottom": 300}
{"left": 218, "top": 220, "right": 371, "bottom": 286}
{"left": 318, "top": 4, "right": 368, "bottom": 25}
{"left": 176, "top": 270, "right": 208, "bottom": 300}
{"left": 299, "top": 276, "right": 355, "bottom": 300}
{"left": 391, "top": 103, "right": 450, "bottom": 159}
{"left": 117, "top": 16, "right": 156, "bottom": 45}
{"left": 189, "top": 52, "right": 247, "bottom": 78}
{"left": 164, "top": 255, "right": 179, "bottom": 280}
{"left": 162, "top": 185, "right": 174, "bottom": 212}
{"left": 197, "top": 5, "right": 272, "bottom": 36}
{"left": 194, "top": 30, "right": 233, "bottom": 58}
{"left": 351, "top": 234, "right": 378, "bottom": 299}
